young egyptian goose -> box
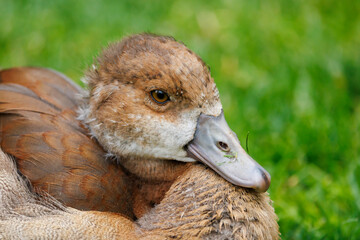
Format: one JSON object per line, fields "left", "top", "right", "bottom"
{"left": 0, "top": 34, "right": 271, "bottom": 220}
{"left": 0, "top": 149, "right": 279, "bottom": 239}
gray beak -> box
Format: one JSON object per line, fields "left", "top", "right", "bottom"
{"left": 186, "top": 110, "right": 271, "bottom": 192}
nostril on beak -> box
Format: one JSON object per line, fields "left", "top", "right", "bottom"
{"left": 216, "top": 141, "right": 230, "bottom": 152}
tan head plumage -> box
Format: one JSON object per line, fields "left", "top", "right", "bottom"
{"left": 78, "top": 34, "right": 222, "bottom": 179}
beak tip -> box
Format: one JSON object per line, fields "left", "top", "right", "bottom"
{"left": 255, "top": 168, "right": 271, "bottom": 192}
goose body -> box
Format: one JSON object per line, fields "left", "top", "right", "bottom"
{"left": 0, "top": 149, "right": 279, "bottom": 239}
{"left": 0, "top": 34, "right": 279, "bottom": 238}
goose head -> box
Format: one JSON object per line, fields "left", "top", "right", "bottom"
{"left": 79, "top": 34, "right": 270, "bottom": 192}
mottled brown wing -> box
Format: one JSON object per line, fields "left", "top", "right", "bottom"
{"left": 0, "top": 67, "right": 134, "bottom": 218}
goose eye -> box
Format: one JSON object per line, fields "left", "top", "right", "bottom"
{"left": 150, "top": 90, "right": 169, "bottom": 104}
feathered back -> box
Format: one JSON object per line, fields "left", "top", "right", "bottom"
{"left": 0, "top": 67, "right": 134, "bottom": 217}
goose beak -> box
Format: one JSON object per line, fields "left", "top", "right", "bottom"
{"left": 186, "top": 110, "right": 271, "bottom": 192}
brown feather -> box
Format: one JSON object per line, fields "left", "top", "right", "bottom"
{"left": 0, "top": 67, "right": 135, "bottom": 218}
{"left": 0, "top": 67, "right": 81, "bottom": 110}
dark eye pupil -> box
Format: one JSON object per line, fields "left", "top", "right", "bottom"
{"left": 151, "top": 89, "right": 169, "bottom": 104}
{"left": 156, "top": 90, "right": 165, "bottom": 99}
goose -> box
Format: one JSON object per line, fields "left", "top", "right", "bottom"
{"left": 0, "top": 148, "right": 279, "bottom": 239}
{"left": 0, "top": 34, "right": 278, "bottom": 237}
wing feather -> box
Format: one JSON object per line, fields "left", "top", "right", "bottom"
{"left": 0, "top": 67, "right": 134, "bottom": 218}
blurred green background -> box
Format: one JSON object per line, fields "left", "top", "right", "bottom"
{"left": 1, "top": 0, "right": 359, "bottom": 239}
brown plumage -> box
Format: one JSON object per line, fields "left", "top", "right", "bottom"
{"left": 0, "top": 66, "right": 189, "bottom": 219}
{"left": 0, "top": 34, "right": 279, "bottom": 238}
{"left": 0, "top": 67, "right": 135, "bottom": 218}
{"left": 0, "top": 149, "right": 279, "bottom": 239}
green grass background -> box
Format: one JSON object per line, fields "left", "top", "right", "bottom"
{"left": 1, "top": 0, "right": 359, "bottom": 239}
